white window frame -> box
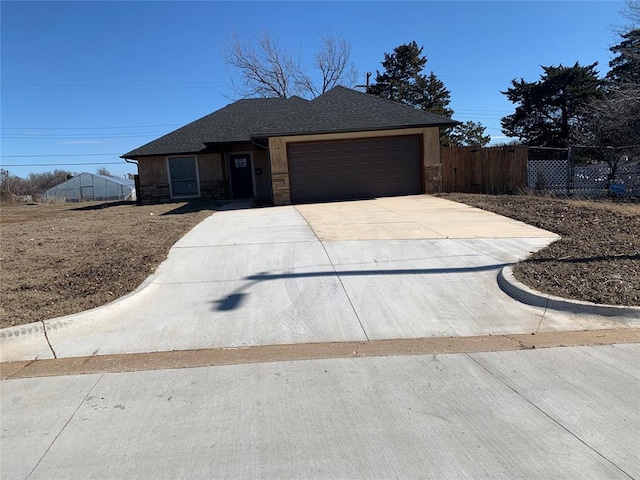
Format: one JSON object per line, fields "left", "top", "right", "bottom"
{"left": 167, "top": 155, "right": 201, "bottom": 199}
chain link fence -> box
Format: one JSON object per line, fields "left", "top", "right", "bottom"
{"left": 527, "top": 146, "right": 640, "bottom": 198}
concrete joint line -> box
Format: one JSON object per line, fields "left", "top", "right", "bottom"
{"left": 466, "top": 354, "right": 634, "bottom": 479}
{"left": 26, "top": 373, "right": 104, "bottom": 480}
{"left": 294, "top": 206, "right": 370, "bottom": 341}
{"left": 503, "top": 335, "right": 532, "bottom": 351}
{"left": 172, "top": 240, "right": 318, "bottom": 249}
{"left": 41, "top": 320, "right": 57, "bottom": 359}
{"left": 450, "top": 237, "right": 510, "bottom": 265}
{"left": 535, "top": 299, "right": 549, "bottom": 334}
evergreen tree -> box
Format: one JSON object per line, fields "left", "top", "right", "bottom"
{"left": 450, "top": 121, "right": 491, "bottom": 147}
{"left": 367, "top": 42, "right": 453, "bottom": 116}
{"left": 413, "top": 72, "right": 454, "bottom": 118}
{"left": 368, "top": 41, "right": 475, "bottom": 144}
{"left": 607, "top": 28, "right": 640, "bottom": 86}
{"left": 367, "top": 41, "right": 427, "bottom": 105}
{"left": 500, "top": 62, "right": 603, "bottom": 147}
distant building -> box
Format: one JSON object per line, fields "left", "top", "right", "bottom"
{"left": 45, "top": 172, "right": 136, "bottom": 202}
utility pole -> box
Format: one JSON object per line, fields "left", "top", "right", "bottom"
{"left": 1, "top": 169, "right": 10, "bottom": 196}
{"left": 355, "top": 72, "right": 372, "bottom": 91}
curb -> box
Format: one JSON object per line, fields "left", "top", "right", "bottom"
{"left": 498, "top": 266, "right": 640, "bottom": 319}
{"left": 0, "top": 266, "right": 162, "bottom": 343}
{"left": 0, "top": 205, "right": 220, "bottom": 343}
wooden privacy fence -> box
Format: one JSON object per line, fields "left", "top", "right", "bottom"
{"left": 441, "top": 145, "right": 528, "bottom": 194}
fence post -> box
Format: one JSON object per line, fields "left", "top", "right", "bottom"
{"left": 567, "top": 147, "right": 572, "bottom": 197}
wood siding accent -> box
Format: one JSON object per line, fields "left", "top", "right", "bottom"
{"left": 268, "top": 137, "right": 291, "bottom": 204}
{"left": 136, "top": 144, "right": 269, "bottom": 203}
{"left": 138, "top": 156, "right": 169, "bottom": 203}
{"left": 138, "top": 154, "right": 227, "bottom": 203}
{"left": 138, "top": 156, "right": 168, "bottom": 187}
{"left": 441, "top": 145, "right": 528, "bottom": 194}
{"left": 252, "top": 149, "right": 270, "bottom": 199}
{"left": 198, "top": 153, "right": 223, "bottom": 182}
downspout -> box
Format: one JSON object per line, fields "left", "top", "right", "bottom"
{"left": 123, "top": 157, "right": 140, "bottom": 204}
{"left": 221, "top": 147, "right": 229, "bottom": 199}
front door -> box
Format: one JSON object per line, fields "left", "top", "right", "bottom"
{"left": 229, "top": 154, "right": 254, "bottom": 198}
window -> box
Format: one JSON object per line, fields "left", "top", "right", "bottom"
{"left": 168, "top": 156, "right": 199, "bottom": 198}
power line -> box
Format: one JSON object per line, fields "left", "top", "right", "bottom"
{"left": 1, "top": 162, "right": 127, "bottom": 167}
{"left": 454, "top": 108, "right": 511, "bottom": 113}
{"left": 2, "top": 81, "right": 225, "bottom": 87}
{"left": 2, "top": 124, "right": 182, "bottom": 130}
{"left": 2, "top": 133, "right": 167, "bottom": 139}
{"left": 1, "top": 153, "right": 122, "bottom": 158}
{"left": 2, "top": 82, "right": 226, "bottom": 92}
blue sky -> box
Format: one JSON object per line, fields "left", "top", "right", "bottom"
{"left": 1, "top": 1, "right": 627, "bottom": 179}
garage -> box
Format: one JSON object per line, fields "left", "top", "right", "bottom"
{"left": 287, "top": 135, "right": 422, "bottom": 203}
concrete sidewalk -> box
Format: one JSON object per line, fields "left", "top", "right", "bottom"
{"left": 2, "top": 344, "right": 638, "bottom": 479}
{"left": 1, "top": 196, "right": 635, "bottom": 362}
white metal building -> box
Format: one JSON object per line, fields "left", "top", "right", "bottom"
{"left": 45, "top": 173, "right": 136, "bottom": 202}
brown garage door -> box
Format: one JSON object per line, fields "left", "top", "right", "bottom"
{"left": 287, "top": 135, "right": 422, "bottom": 203}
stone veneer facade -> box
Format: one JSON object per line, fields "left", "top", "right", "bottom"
{"left": 136, "top": 129, "right": 443, "bottom": 204}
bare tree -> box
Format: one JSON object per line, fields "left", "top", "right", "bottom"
{"left": 97, "top": 167, "right": 114, "bottom": 177}
{"left": 574, "top": 85, "right": 640, "bottom": 187}
{"left": 295, "top": 34, "right": 358, "bottom": 97}
{"left": 622, "top": 0, "right": 640, "bottom": 27}
{"left": 225, "top": 30, "right": 357, "bottom": 99}
{"left": 225, "top": 30, "right": 298, "bottom": 98}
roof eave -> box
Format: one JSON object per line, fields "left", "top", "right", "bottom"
{"left": 121, "top": 150, "right": 204, "bottom": 160}
{"left": 251, "top": 122, "right": 460, "bottom": 140}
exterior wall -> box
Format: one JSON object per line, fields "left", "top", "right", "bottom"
{"left": 137, "top": 128, "right": 443, "bottom": 205}
{"left": 138, "top": 156, "right": 170, "bottom": 203}
{"left": 222, "top": 144, "right": 271, "bottom": 199}
{"left": 138, "top": 154, "right": 225, "bottom": 203}
{"left": 268, "top": 137, "right": 290, "bottom": 205}
{"left": 268, "top": 127, "right": 443, "bottom": 205}
{"left": 252, "top": 149, "right": 271, "bottom": 199}
{"left": 422, "top": 127, "right": 442, "bottom": 194}
{"left": 137, "top": 144, "right": 270, "bottom": 203}
{"left": 197, "top": 153, "right": 225, "bottom": 200}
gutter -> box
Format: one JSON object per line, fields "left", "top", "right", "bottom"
{"left": 250, "top": 122, "right": 461, "bottom": 139}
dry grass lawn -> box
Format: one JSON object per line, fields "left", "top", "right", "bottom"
{"left": 1, "top": 200, "right": 218, "bottom": 328}
{"left": 439, "top": 193, "right": 640, "bottom": 307}
{"left": 1, "top": 194, "right": 638, "bottom": 329}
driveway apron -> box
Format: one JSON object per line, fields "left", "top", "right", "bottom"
{"left": 1, "top": 196, "right": 629, "bottom": 361}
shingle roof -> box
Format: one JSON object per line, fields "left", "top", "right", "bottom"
{"left": 123, "top": 86, "right": 459, "bottom": 158}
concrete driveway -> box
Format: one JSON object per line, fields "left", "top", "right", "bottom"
{"left": 1, "top": 195, "right": 629, "bottom": 361}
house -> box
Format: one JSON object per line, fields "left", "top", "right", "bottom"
{"left": 45, "top": 172, "right": 136, "bottom": 202}
{"left": 121, "top": 86, "right": 458, "bottom": 205}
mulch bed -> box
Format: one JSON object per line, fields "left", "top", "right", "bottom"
{"left": 438, "top": 193, "right": 640, "bottom": 307}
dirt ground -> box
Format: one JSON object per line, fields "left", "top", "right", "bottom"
{"left": 1, "top": 200, "right": 219, "bottom": 328}
{"left": 1, "top": 194, "right": 638, "bottom": 329}
{"left": 439, "top": 193, "right": 640, "bottom": 307}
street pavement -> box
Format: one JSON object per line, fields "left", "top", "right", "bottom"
{"left": 2, "top": 344, "right": 638, "bottom": 479}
